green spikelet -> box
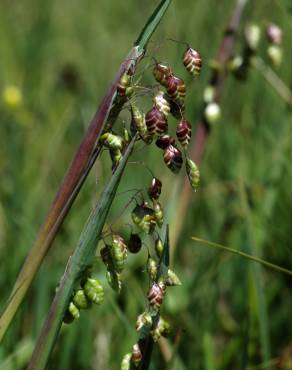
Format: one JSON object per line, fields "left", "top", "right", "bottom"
{"left": 153, "top": 200, "right": 163, "bottom": 227}
{"left": 106, "top": 270, "right": 122, "bottom": 293}
{"left": 73, "top": 289, "right": 90, "bottom": 309}
{"left": 147, "top": 257, "right": 158, "bottom": 281}
{"left": 110, "top": 235, "right": 128, "bottom": 273}
{"left": 165, "top": 269, "right": 181, "bottom": 286}
{"left": 100, "top": 132, "right": 124, "bottom": 150}
{"left": 68, "top": 302, "right": 80, "bottom": 320}
{"left": 136, "top": 311, "right": 153, "bottom": 331}
{"left": 84, "top": 278, "right": 104, "bottom": 305}
{"left": 186, "top": 157, "right": 200, "bottom": 191}
{"left": 151, "top": 317, "right": 170, "bottom": 342}
{"left": 155, "top": 237, "right": 163, "bottom": 258}
{"left": 131, "top": 203, "right": 156, "bottom": 234}
{"left": 120, "top": 353, "right": 132, "bottom": 370}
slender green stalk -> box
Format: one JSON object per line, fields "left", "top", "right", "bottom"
{"left": 27, "top": 137, "right": 136, "bottom": 370}
{"left": 191, "top": 237, "right": 292, "bottom": 276}
{"left": 0, "top": 0, "right": 172, "bottom": 342}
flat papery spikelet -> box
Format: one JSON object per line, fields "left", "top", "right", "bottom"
{"left": 153, "top": 91, "right": 170, "bottom": 116}
{"left": 183, "top": 47, "right": 202, "bottom": 76}
{"left": 163, "top": 145, "right": 183, "bottom": 173}
{"left": 153, "top": 62, "right": 172, "bottom": 86}
{"left": 166, "top": 74, "right": 186, "bottom": 104}
{"left": 84, "top": 278, "right": 104, "bottom": 305}
{"left": 146, "top": 106, "right": 168, "bottom": 137}
{"left": 176, "top": 118, "right": 192, "bottom": 149}
{"left": 186, "top": 157, "right": 200, "bottom": 191}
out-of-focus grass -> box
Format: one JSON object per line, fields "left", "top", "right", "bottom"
{"left": 0, "top": 0, "right": 292, "bottom": 369}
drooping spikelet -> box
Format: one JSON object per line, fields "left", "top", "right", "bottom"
{"left": 185, "top": 157, "right": 200, "bottom": 190}
{"left": 176, "top": 118, "right": 192, "bottom": 148}
{"left": 163, "top": 145, "right": 183, "bottom": 173}
{"left": 183, "top": 47, "right": 202, "bottom": 76}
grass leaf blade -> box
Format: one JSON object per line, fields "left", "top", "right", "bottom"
{"left": 27, "top": 137, "right": 136, "bottom": 370}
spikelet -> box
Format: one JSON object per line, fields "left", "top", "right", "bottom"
{"left": 155, "top": 135, "right": 176, "bottom": 150}
{"left": 186, "top": 157, "right": 200, "bottom": 191}
{"left": 131, "top": 203, "right": 156, "bottom": 234}
{"left": 166, "top": 74, "right": 186, "bottom": 105}
{"left": 110, "top": 235, "right": 128, "bottom": 273}
{"left": 136, "top": 311, "right": 153, "bottom": 331}
{"left": 100, "top": 132, "right": 124, "bottom": 150}
{"left": 128, "top": 233, "right": 142, "bottom": 254}
{"left": 148, "top": 177, "right": 162, "bottom": 200}
{"left": 153, "top": 200, "right": 163, "bottom": 227}
{"left": 153, "top": 62, "right": 172, "bottom": 86}
{"left": 68, "top": 302, "right": 80, "bottom": 320}
{"left": 106, "top": 270, "right": 122, "bottom": 293}
{"left": 176, "top": 118, "right": 192, "bottom": 148}
{"left": 151, "top": 317, "right": 170, "bottom": 342}
{"left": 117, "top": 73, "right": 131, "bottom": 96}
{"left": 163, "top": 145, "right": 183, "bottom": 173}
{"left": 84, "top": 278, "right": 104, "bottom": 305}
{"left": 153, "top": 91, "right": 170, "bottom": 116}
{"left": 120, "top": 353, "right": 132, "bottom": 370}
{"left": 131, "top": 343, "right": 142, "bottom": 366}
{"left": 73, "top": 289, "right": 89, "bottom": 309}
{"left": 147, "top": 257, "right": 158, "bottom": 281}
{"left": 183, "top": 47, "right": 202, "bottom": 76}
{"left": 146, "top": 106, "right": 168, "bottom": 137}
{"left": 148, "top": 282, "right": 165, "bottom": 311}
{"left": 155, "top": 237, "right": 164, "bottom": 258}
{"left": 130, "top": 104, "right": 150, "bottom": 143}
{"left": 165, "top": 269, "right": 181, "bottom": 287}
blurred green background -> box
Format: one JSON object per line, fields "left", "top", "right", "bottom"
{"left": 0, "top": 0, "right": 292, "bottom": 369}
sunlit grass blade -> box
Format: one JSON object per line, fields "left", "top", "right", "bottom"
{"left": 27, "top": 137, "right": 136, "bottom": 370}
{"left": 191, "top": 237, "right": 292, "bottom": 276}
{"left": 0, "top": 0, "right": 172, "bottom": 342}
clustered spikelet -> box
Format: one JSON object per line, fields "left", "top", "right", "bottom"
{"left": 110, "top": 235, "right": 128, "bottom": 273}
{"left": 153, "top": 90, "right": 171, "bottom": 116}
{"left": 153, "top": 62, "right": 172, "bottom": 86}
{"left": 151, "top": 317, "right": 170, "bottom": 342}
{"left": 148, "top": 177, "right": 162, "bottom": 199}
{"left": 155, "top": 134, "right": 176, "bottom": 150}
{"left": 166, "top": 74, "right": 186, "bottom": 104}
{"left": 147, "top": 257, "right": 158, "bottom": 281}
{"left": 176, "top": 118, "right": 192, "bottom": 148}
{"left": 136, "top": 311, "right": 153, "bottom": 331}
{"left": 145, "top": 106, "right": 168, "bottom": 137}
{"left": 130, "top": 104, "right": 149, "bottom": 142}
{"left": 148, "top": 282, "right": 165, "bottom": 310}
{"left": 131, "top": 202, "right": 156, "bottom": 234}
{"left": 183, "top": 47, "right": 202, "bottom": 76}
{"left": 153, "top": 200, "right": 163, "bottom": 227}
{"left": 63, "top": 277, "right": 104, "bottom": 323}
{"left": 163, "top": 144, "right": 183, "bottom": 173}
